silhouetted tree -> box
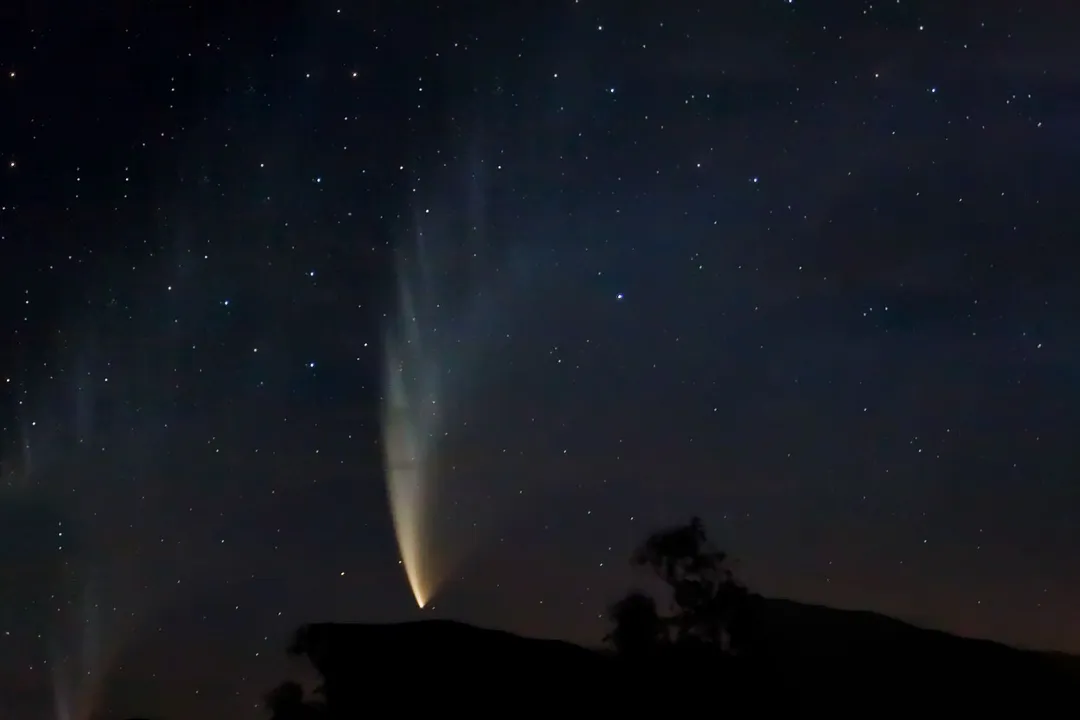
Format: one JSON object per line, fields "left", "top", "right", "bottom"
{"left": 608, "top": 516, "right": 753, "bottom": 655}
{"left": 604, "top": 591, "right": 665, "bottom": 657}
{"left": 265, "top": 680, "right": 325, "bottom": 719}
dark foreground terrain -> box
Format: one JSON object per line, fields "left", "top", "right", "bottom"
{"left": 290, "top": 597, "right": 1080, "bottom": 713}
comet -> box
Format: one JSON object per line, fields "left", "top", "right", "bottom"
{"left": 380, "top": 152, "right": 536, "bottom": 608}
{"left": 382, "top": 332, "right": 433, "bottom": 608}
{"left": 381, "top": 240, "right": 447, "bottom": 609}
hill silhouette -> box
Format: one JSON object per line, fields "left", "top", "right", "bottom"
{"left": 747, "top": 596, "right": 1080, "bottom": 699}
{"left": 287, "top": 604, "right": 1078, "bottom": 713}
{"left": 265, "top": 518, "right": 1078, "bottom": 716}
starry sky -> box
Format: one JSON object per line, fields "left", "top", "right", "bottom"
{"left": 3, "top": 0, "right": 1080, "bottom": 717}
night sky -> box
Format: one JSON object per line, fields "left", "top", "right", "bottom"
{"left": 3, "top": 0, "right": 1080, "bottom": 717}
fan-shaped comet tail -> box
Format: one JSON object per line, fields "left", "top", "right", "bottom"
{"left": 382, "top": 246, "right": 443, "bottom": 609}
{"left": 380, "top": 172, "right": 516, "bottom": 608}
{"left": 382, "top": 337, "right": 431, "bottom": 608}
